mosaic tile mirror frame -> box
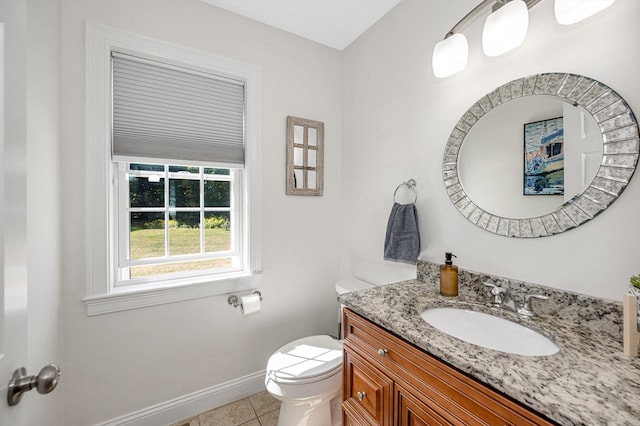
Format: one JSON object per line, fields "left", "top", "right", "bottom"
{"left": 443, "top": 73, "right": 639, "bottom": 238}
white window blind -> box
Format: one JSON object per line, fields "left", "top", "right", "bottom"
{"left": 112, "top": 52, "right": 245, "bottom": 166}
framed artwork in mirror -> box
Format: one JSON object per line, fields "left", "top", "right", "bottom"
{"left": 523, "top": 116, "right": 565, "bottom": 195}
{"left": 286, "top": 116, "right": 324, "bottom": 196}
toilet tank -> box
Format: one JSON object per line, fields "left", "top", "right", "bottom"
{"left": 335, "top": 278, "right": 375, "bottom": 338}
{"left": 335, "top": 277, "right": 376, "bottom": 295}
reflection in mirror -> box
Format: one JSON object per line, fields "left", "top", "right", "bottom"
{"left": 309, "top": 128, "right": 317, "bottom": 146}
{"left": 294, "top": 147, "right": 304, "bottom": 167}
{"left": 563, "top": 102, "right": 603, "bottom": 198}
{"left": 443, "top": 73, "right": 639, "bottom": 238}
{"left": 294, "top": 125, "right": 304, "bottom": 144}
{"left": 458, "top": 95, "right": 603, "bottom": 218}
{"left": 308, "top": 171, "right": 317, "bottom": 189}
{"left": 293, "top": 169, "right": 304, "bottom": 189}
{"left": 286, "top": 116, "right": 324, "bottom": 195}
{"left": 308, "top": 149, "right": 317, "bottom": 168}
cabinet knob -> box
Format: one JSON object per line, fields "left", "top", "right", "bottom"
{"left": 356, "top": 391, "right": 367, "bottom": 401}
{"left": 377, "top": 348, "right": 388, "bottom": 357}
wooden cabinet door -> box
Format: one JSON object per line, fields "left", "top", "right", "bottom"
{"left": 344, "top": 348, "right": 393, "bottom": 426}
{"left": 396, "top": 385, "right": 451, "bottom": 426}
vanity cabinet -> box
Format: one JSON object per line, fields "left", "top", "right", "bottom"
{"left": 342, "top": 308, "right": 556, "bottom": 426}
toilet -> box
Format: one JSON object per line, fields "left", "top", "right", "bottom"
{"left": 265, "top": 278, "right": 375, "bottom": 426}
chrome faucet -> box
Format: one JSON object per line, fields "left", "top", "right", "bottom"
{"left": 483, "top": 282, "right": 548, "bottom": 317}
{"left": 483, "top": 281, "right": 511, "bottom": 308}
{"left": 517, "top": 293, "right": 549, "bottom": 317}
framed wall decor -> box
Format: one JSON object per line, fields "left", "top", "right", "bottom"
{"left": 286, "top": 116, "right": 324, "bottom": 196}
{"left": 523, "top": 116, "right": 564, "bottom": 195}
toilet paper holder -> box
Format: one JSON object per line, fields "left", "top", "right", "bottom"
{"left": 227, "top": 291, "right": 262, "bottom": 308}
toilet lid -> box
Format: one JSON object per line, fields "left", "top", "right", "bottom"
{"left": 267, "top": 335, "right": 343, "bottom": 384}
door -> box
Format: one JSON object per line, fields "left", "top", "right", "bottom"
{"left": 0, "top": 2, "right": 62, "bottom": 424}
{"left": 0, "top": 16, "right": 28, "bottom": 425}
{"left": 563, "top": 102, "right": 604, "bottom": 201}
{"left": 343, "top": 349, "right": 393, "bottom": 426}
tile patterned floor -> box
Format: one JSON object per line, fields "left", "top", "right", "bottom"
{"left": 171, "top": 391, "right": 280, "bottom": 426}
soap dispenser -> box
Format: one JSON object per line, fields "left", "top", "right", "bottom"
{"left": 440, "top": 252, "right": 458, "bottom": 297}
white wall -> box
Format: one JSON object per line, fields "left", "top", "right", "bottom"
{"left": 59, "top": 1, "right": 342, "bottom": 424}
{"left": 341, "top": 0, "right": 640, "bottom": 300}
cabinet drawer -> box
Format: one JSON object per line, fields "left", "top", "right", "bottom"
{"left": 343, "top": 400, "right": 378, "bottom": 426}
{"left": 343, "top": 307, "right": 409, "bottom": 372}
{"left": 343, "top": 348, "right": 393, "bottom": 426}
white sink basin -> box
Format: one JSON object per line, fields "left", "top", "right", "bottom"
{"left": 420, "top": 307, "right": 559, "bottom": 356}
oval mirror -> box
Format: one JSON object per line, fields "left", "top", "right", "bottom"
{"left": 443, "top": 73, "right": 639, "bottom": 238}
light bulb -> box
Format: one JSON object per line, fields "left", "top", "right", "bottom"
{"left": 482, "top": 0, "right": 529, "bottom": 57}
{"left": 432, "top": 33, "right": 469, "bottom": 78}
{"left": 555, "top": 0, "right": 615, "bottom": 25}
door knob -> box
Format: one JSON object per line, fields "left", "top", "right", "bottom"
{"left": 7, "top": 364, "right": 61, "bottom": 406}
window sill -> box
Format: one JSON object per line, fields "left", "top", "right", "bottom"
{"left": 83, "top": 272, "right": 262, "bottom": 316}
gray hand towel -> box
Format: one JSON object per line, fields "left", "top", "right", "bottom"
{"left": 384, "top": 202, "right": 420, "bottom": 265}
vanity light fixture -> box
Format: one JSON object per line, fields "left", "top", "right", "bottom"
{"left": 432, "top": 33, "right": 469, "bottom": 79}
{"left": 432, "top": 0, "right": 615, "bottom": 78}
{"left": 482, "top": 0, "right": 529, "bottom": 57}
{"left": 432, "top": 0, "right": 539, "bottom": 78}
{"left": 554, "top": 0, "right": 615, "bottom": 25}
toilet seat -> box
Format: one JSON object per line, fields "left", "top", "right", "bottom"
{"left": 263, "top": 279, "right": 374, "bottom": 426}
{"left": 267, "top": 335, "right": 342, "bottom": 385}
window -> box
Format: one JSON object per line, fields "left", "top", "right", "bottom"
{"left": 85, "top": 23, "right": 262, "bottom": 315}
{"left": 117, "top": 163, "right": 241, "bottom": 286}
{"left": 111, "top": 50, "right": 248, "bottom": 289}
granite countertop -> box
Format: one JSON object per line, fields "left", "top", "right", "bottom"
{"left": 338, "top": 279, "right": 640, "bottom": 426}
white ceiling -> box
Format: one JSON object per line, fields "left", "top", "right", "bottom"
{"left": 201, "top": 0, "right": 402, "bottom": 50}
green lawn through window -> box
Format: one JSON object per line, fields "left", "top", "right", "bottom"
{"left": 129, "top": 228, "right": 231, "bottom": 278}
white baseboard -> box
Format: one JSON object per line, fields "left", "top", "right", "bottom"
{"left": 95, "top": 370, "right": 266, "bottom": 426}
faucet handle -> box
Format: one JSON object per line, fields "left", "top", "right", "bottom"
{"left": 483, "top": 282, "right": 507, "bottom": 305}
{"left": 518, "top": 294, "right": 549, "bottom": 317}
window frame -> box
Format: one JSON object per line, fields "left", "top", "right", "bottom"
{"left": 84, "top": 22, "right": 262, "bottom": 316}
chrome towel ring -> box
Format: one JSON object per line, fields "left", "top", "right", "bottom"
{"left": 393, "top": 179, "right": 417, "bottom": 204}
